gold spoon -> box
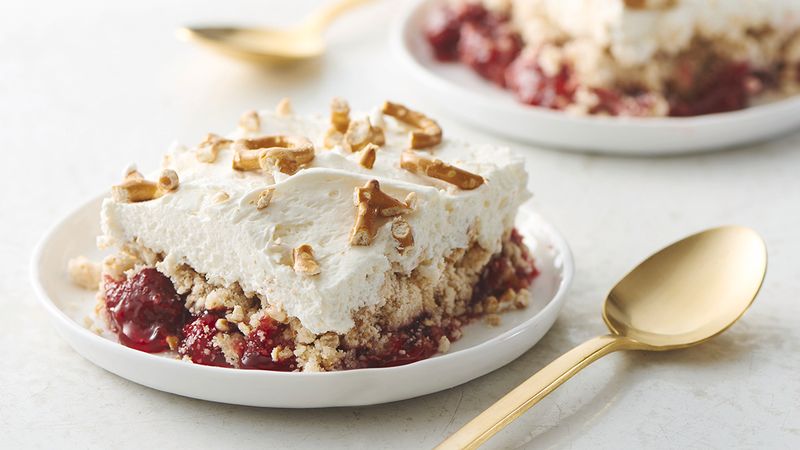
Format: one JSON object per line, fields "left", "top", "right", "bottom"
{"left": 176, "top": 0, "right": 372, "bottom": 64}
{"left": 438, "top": 226, "right": 767, "bottom": 449}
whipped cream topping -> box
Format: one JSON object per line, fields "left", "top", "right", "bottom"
{"left": 100, "top": 107, "right": 530, "bottom": 334}
{"left": 509, "top": 0, "right": 800, "bottom": 67}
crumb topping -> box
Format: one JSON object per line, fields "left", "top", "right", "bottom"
{"left": 253, "top": 188, "right": 274, "bottom": 210}
{"left": 238, "top": 110, "right": 261, "bottom": 133}
{"left": 292, "top": 244, "right": 321, "bottom": 276}
{"left": 67, "top": 256, "right": 101, "bottom": 290}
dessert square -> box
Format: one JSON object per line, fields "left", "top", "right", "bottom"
{"left": 426, "top": 0, "right": 800, "bottom": 116}
{"left": 75, "top": 99, "right": 538, "bottom": 372}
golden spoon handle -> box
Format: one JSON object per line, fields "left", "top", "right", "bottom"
{"left": 304, "top": 0, "right": 374, "bottom": 32}
{"left": 437, "top": 335, "right": 630, "bottom": 450}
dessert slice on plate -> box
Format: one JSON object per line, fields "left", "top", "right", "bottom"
{"left": 74, "top": 99, "right": 538, "bottom": 372}
{"left": 425, "top": 0, "right": 800, "bottom": 116}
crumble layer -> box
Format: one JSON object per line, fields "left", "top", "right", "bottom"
{"left": 99, "top": 231, "right": 536, "bottom": 372}
{"left": 100, "top": 107, "right": 530, "bottom": 335}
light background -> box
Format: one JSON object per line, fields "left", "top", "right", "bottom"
{"left": 2, "top": 0, "right": 799, "bottom": 448}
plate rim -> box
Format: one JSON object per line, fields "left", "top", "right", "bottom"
{"left": 392, "top": 0, "right": 800, "bottom": 151}
{"left": 30, "top": 193, "right": 573, "bottom": 393}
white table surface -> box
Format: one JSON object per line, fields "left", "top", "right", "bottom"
{"left": 3, "top": 1, "right": 800, "bottom": 448}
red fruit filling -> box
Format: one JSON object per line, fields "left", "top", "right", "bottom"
{"left": 667, "top": 61, "right": 751, "bottom": 117}
{"left": 178, "top": 312, "right": 231, "bottom": 367}
{"left": 104, "top": 268, "right": 187, "bottom": 353}
{"left": 505, "top": 52, "right": 575, "bottom": 109}
{"left": 239, "top": 318, "right": 297, "bottom": 371}
{"left": 426, "top": 3, "right": 521, "bottom": 86}
{"left": 425, "top": 5, "right": 463, "bottom": 60}
{"left": 457, "top": 20, "right": 522, "bottom": 86}
{"left": 425, "top": 3, "right": 489, "bottom": 61}
{"left": 358, "top": 317, "right": 458, "bottom": 368}
{"left": 474, "top": 228, "right": 538, "bottom": 301}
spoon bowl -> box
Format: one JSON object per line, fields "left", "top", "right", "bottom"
{"left": 178, "top": 0, "right": 371, "bottom": 64}
{"left": 439, "top": 226, "right": 768, "bottom": 449}
{"left": 604, "top": 226, "right": 768, "bottom": 349}
{"left": 177, "top": 27, "right": 325, "bottom": 64}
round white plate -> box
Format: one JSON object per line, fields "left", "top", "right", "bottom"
{"left": 31, "top": 195, "right": 573, "bottom": 408}
{"left": 394, "top": 0, "right": 800, "bottom": 155}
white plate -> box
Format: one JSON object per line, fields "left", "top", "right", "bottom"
{"left": 394, "top": 0, "right": 800, "bottom": 155}
{"left": 30, "top": 195, "right": 573, "bottom": 408}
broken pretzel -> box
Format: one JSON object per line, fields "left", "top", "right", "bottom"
{"left": 196, "top": 133, "right": 232, "bottom": 164}
{"left": 381, "top": 101, "right": 442, "bottom": 149}
{"left": 391, "top": 217, "right": 414, "bottom": 252}
{"left": 330, "top": 97, "right": 351, "bottom": 133}
{"left": 343, "top": 117, "right": 385, "bottom": 152}
{"left": 400, "top": 151, "right": 484, "bottom": 190}
{"left": 232, "top": 135, "right": 315, "bottom": 175}
{"left": 350, "top": 179, "right": 412, "bottom": 246}
{"left": 112, "top": 169, "right": 180, "bottom": 203}
{"left": 358, "top": 143, "right": 378, "bottom": 169}
{"left": 238, "top": 110, "right": 261, "bottom": 133}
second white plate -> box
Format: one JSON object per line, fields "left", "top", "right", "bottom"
{"left": 394, "top": 0, "right": 800, "bottom": 155}
{"left": 31, "top": 195, "right": 573, "bottom": 408}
